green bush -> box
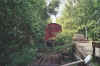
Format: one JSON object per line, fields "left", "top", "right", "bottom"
{"left": 0, "top": 0, "right": 48, "bottom": 65}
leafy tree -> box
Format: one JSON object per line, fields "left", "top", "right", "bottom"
{"left": 57, "top": 0, "right": 100, "bottom": 40}
{"left": 47, "top": 0, "right": 60, "bottom": 15}
{"left": 0, "top": 0, "right": 48, "bottom": 65}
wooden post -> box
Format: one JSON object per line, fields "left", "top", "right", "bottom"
{"left": 92, "top": 41, "right": 100, "bottom": 59}
{"left": 92, "top": 43, "right": 96, "bottom": 58}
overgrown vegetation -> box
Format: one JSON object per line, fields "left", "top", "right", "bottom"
{"left": 56, "top": 0, "right": 100, "bottom": 65}
{"left": 57, "top": 0, "right": 100, "bottom": 41}
{"left": 0, "top": 0, "right": 48, "bottom": 65}
{"left": 0, "top": 0, "right": 100, "bottom": 65}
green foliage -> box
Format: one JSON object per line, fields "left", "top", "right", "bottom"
{"left": 55, "top": 31, "right": 73, "bottom": 52}
{"left": 57, "top": 0, "right": 100, "bottom": 40}
{"left": 11, "top": 47, "right": 36, "bottom": 64}
{"left": 47, "top": 0, "right": 59, "bottom": 15}
{"left": 54, "top": 0, "right": 100, "bottom": 53}
{"left": 56, "top": 32, "right": 72, "bottom": 43}
{"left": 0, "top": 0, "right": 47, "bottom": 65}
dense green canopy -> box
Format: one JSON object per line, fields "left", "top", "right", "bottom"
{"left": 57, "top": 0, "right": 100, "bottom": 40}
{"left": 0, "top": 0, "right": 48, "bottom": 65}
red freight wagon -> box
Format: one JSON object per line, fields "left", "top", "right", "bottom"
{"left": 45, "top": 23, "right": 62, "bottom": 41}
